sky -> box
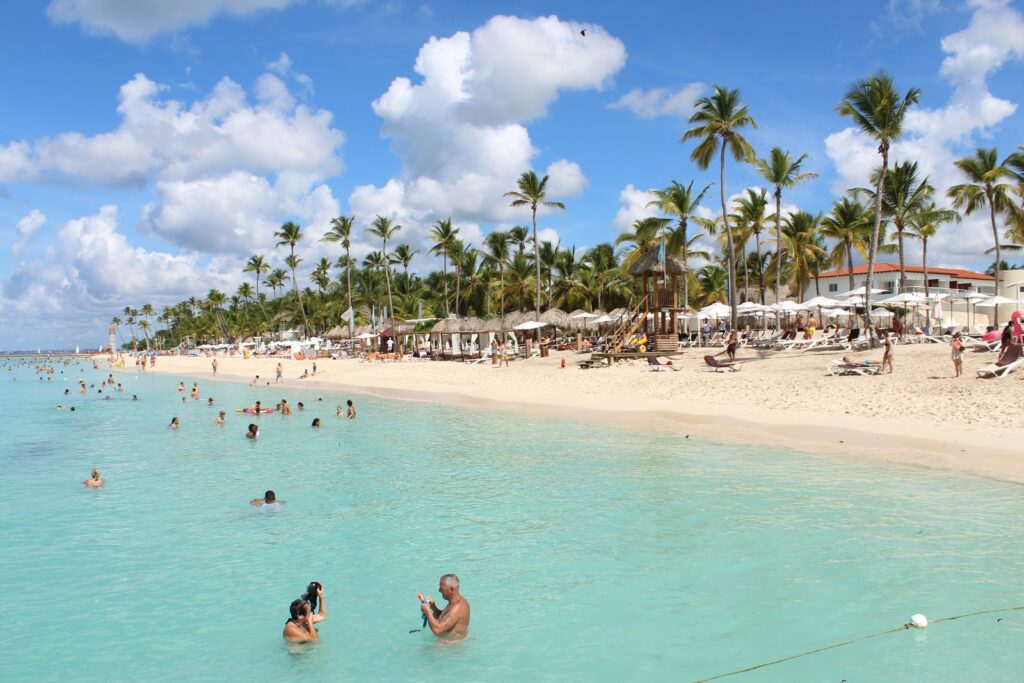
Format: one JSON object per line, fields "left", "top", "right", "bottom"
{"left": 1, "top": 0, "right": 1022, "bottom": 349}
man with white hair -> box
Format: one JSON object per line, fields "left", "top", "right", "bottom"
{"left": 419, "top": 573, "right": 470, "bottom": 640}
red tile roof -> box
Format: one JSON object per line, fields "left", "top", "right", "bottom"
{"left": 816, "top": 263, "right": 994, "bottom": 281}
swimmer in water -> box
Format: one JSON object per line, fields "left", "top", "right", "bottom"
{"left": 253, "top": 401, "right": 263, "bottom": 415}
{"left": 191, "top": 384, "right": 200, "bottom": 400}
{"left": 297, "top": 402, "right": 305, "bottom": 410}
{"left": 283, "top": 584, "right": 326, "bottom": 642}
{"left": 250, "top": 490, "right": 284, "bottom": 506}
{"left": 251, "top": 375, "right": 260, "bottom": 386}
{"left": 83, "top": 468, "right": 104, "bottom": 487}
{"left": 215, "top": 411, "right": 226, "bottom": 425}
{"left": 336, "top": 405, "right": 343, "bottom": 417}
{"left": 177, "top": 382, "right": 185, "bottom": 393}
{"left": 208, "top": 397, "right": 214, "bottom": 406}
{"left": 346, "top": 399, "right": 356, "bottom": 420}
{"left": 245, "top": 424, "right": 259, "bottom": 439}
{"left": 116, "top": 383, "right": 123, "bottom": 393}
{"left": 311, "top": 418, "right": 321, "bottom": 428}
{"left": 280, "top": 400, "right": 292, "bottom": 416}
{"left": 132, "top": 395, "right": 138, "bottom": 401}
{"left": 419, "top": 574, "right": 470, "bottom": 640}
{"left": 169, "top": 416, "right": 180, "bottom": 429}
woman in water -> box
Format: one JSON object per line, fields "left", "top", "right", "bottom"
{"left": 83, "top": 468, "right": 104, "bottom": 487}
{"left": 169, "top": 417, "right": 180, "bottom": 429}
{"left": 311, "top": 418, "right": 321, "bottom": 428}
{"left": 215, "top": 411, "right": 226, "bottom": 425}
{"left": 283, "top": 585, "right": 326, "bottom": 642}
{"left": 346, "top": 399, "right": 356, "bottom": 419}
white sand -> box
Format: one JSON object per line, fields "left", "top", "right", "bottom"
{"left": 114, "top": 343, "right": 1024, "bottom": 482}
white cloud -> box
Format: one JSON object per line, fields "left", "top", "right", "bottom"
{"left": 46, "top": 0, "right": 296, "bottom": 43}
{"left": 825, "top": 0, "right": 1024, "bottom": 266}
{"left": 612, "top": 184, "right": 656, "bottom": 233}
{"left": 12, "top": 210, "right": 46, "bottom": 255}
{"left": 349, "top": 15, "right": 625, "bottom": 263}
{"left": 609, "top": 83, "right": 705, "bottom": 119}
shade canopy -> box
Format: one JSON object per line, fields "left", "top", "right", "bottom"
{"left": 627, "top": 248, "right": 686, "bottom": 276}
{"left": 877, "top": 293, "right": 926, "bottom": 305}
{"left": 802, "top": 296, "right": 845, "bottom": 307}
{"left": 837, "top": 286, "right": 886, "bottom": 297}
{"left": 514, "top": 320, "right": 549, "bottom": 330}
{"left": 772, "top": 300, "right": 807, "bottom": 312}
{"left": 976, "top": 295, "right": 1020, "bottom": 306}
{"left": 699, "top": 302, "right": 732, "bottom": 317}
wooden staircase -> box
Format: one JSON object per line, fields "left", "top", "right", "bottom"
{"left": 609, "top": 296, "right": 648, "bottom": 353}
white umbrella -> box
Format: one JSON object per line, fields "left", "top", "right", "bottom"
{"left": 699, "top": 302, "right": 732, "bottom": 317}
{"left": 355, "top": 332, "right": 377, "bottom": 339}
{"left": 870, "top": 308, "right": 893, "bottom": 317}
{"left": 975, "top": 295, "right": 1019, "bottom": 306}
{"left": 514, "top": 320, "right": 549, "bottom": 330}
{"left": 841, "top": 294, "right": 866, "bottom": 305}
{"left": 802, "top": 296, "right": 845, "bottom": 307}
{"left": 591, "top": 315, "right": 613, "bottom": 324}
{"left": 569, "top": 312, "right": 598, "bottom": 319}
{"left": 877, "top": 292, "right": 926, "bottom": 305}
{"left": 771, "top": 300, "right": 807, "bottom": 312}
{"left": 837, "top": 286, "right": 886, "bottom": 297}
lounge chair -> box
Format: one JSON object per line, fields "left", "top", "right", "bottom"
{"left": 976, "top": 344, "right": 1024, "bottom": 378}
{"left": 643, "top": 355, "right": 678, "bottom": 372}
{"left": 702, "top": 355, "right": 742, "bottom": 372}
{"left": 826, "top": 360, "right": 882, "bottom": 376}
{"left": 966, "top": 337, "right": 1001, "bottom": 352}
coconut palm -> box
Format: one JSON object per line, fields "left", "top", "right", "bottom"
{"left": 780, "top": 211, "right": 826, "bottom": 299}
{"left": 504, "top": 171, "right": 566, "bottom": 317}
{"left": 481, "top": 230, "right": 511, "bottom": 320}
{"left": 947, "top": 148, "right": 1018, "bottom": 323}
{"left": 243, "top": 254, "right": 272, "bottom": 335}
{"left": 819, "top": 197, "right": 872, "bottom": 291}
{"left": 266, "top": 268, "right": 288, "bottom": 299}
{"left": 648, "top": 180, "right": 712, "bottom": 309}
{"left": 837, "top": 73, "right": 920, "bottom": 341}
{"left": 320, "top": 215, "right": 356, "bottom": 336}
{"left": 682, "top": 85, "right": 757, "bottom": 327}
{"left": 429, "top": 218, "right": 459, "bottom": 317}
{"left": 508, "top": 226, "right": 530, "bottom": 256}
{"left": 696, "top": 265, "right": 728, "bottom": 306}
{"left": 755, "top": 147, "right": 816, "bottom": 305}
{"left": 274, "top": 221, "right": 309, "bottom": 334}
{"left": 906, "top": 201, "right": 960, "bottom": 300}
{"left": 389, "top": 244, "right": 418, "bottom": 285}
{"left": 615, "top": 217, "right": 671, "bottom": 272}
{"left": 730, "top": 188, "right": 771, "bottom": 303}
{"left": 367, "top": 215, "right": 401, "bottom": 327}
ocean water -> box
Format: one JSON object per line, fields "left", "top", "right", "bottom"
{"left": 1, "top": 359, "right": 1022, "bottom": 682}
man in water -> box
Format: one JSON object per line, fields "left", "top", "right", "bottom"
{"left": 419, "top": 574, "right": 470, "bottom": 640}
{"left": 215, "top": 411, "right": 226, "bottom": 425}
{"left": 250, "top": 490, "right": 284, "bottom": 507}
{"left": 346, "top": 399, "right": 356, "bottom": 419}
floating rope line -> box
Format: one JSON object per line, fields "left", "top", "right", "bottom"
{"left": 693, "top": 605, "right": 1024, "bottom": 683}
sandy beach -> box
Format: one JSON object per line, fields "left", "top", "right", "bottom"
{"left": 112, "top": 343, "right": 1024, "bottom": 483}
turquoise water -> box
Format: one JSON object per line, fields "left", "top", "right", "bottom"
{"left": 1, "top": 359, "right": 1023, "bottom": 682}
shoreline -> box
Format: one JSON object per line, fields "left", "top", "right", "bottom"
{"left": 106, "top": 351, "right": 1024, "bottom": 484}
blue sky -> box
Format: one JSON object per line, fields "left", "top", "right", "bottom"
{"left": 1, "top": 0, "right": 1022, "bottom": 349}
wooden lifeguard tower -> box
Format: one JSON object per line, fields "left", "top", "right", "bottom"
{"left": 610, "top": 248, "right": 686, "bottom": 353}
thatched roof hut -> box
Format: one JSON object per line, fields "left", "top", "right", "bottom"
{"left": 456, "top": 316, "right": 485, "bottom": 333}
{"left": 324, "top": 325, "right": 346, "bottom": 339}
{"left": 503, "top": 310, "right": 532, "bottom": 329}
{"left": 627, "top": 248, "right": 686, "bottom": 276}
{"left": 431, "top": 318, "right": 455, "bottom": 333}
{"left": 480, "top": 316, "right": 509, "bottom": 332}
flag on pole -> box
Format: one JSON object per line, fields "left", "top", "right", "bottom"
{"left": 340, "top": 308, "right": 353, "bottom": 322}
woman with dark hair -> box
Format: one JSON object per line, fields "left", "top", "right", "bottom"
{"left": 283, "top": 583, "right": 326, "bottom": 642}
{"left": 311, "top": 418, "right": 321, "bottom": 428}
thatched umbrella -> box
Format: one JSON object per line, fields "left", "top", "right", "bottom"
{"left": 324, "top": 325, "right": 345, "bottom": 339}
{"left": 504, "top": 311, "right": 532, "bottom": 329}
{"left": 431, "top": 318, "right": 453, "bottom": 333}
{"left": 481, "top": 316, "right": 507, "bottom": 332}
{"left": 457, "top": 316, "right": 486, "bottom": 333}
{"left": 540, "top": 307, "right": 570, "bottom": 330}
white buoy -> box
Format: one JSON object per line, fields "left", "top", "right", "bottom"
{"left": 910, "top": 614, "right": 928, "bottom": 628}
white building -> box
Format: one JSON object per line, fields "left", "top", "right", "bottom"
{"left": 806, "top": 263, "right": 996, "bottom": 299}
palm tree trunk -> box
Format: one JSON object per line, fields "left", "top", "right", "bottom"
{"left": 719, "top": 145, "right": 737, "bottom": 329}
{"left": 922, "top": 238, "right": 929, "bottom": 299}
{"left": 989, "top": 194, "right": 1001, "bottom": 326}
{"left": 383, "top": 238, "right": 394, "bottom": 328}
{"left": 755, "top": 231, "right": 765, "bottom": 305}
{"left": 682, "top": 221, "right": 690, "bottom": 309}
{"left": 864, "top": 147, "right": 889, "bottom": 346}
{"left": 774, "top": 190, "right": 782, "bottom": 307}
{"left": 897, "top": 225, "right": 906, "bottom": 293}
{"left": 290, "top": 246, "right": 309, "bottom": 336}
{"left": 532, "top": 205, "right": 541, "bottom": 319}
{"left": 346, "top": 248, "right": 354, "bottom": 338}
{"left": 741, "top": 239, "right": 749, "bottom": 304}
{"left": 442, "top": 254, "right": 450, "bottom": 317}
{"left": 499, "top": 266, "right": 505, "bottom": 324}
{"left": 846, "top": 238, "right": 855, "bottom": 292}
{"left": 255, "top": 275, "right": 272, "bottom": 339}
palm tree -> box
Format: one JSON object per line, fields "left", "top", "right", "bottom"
{"left": 696, "top": 265, "right": 728, "bottom": 306}
{"left": 243, "top": 254, "right": 272, "bottom": 335}
{"left": 537, "top": 240, "right": 560, "bottom": 306}
{"left": 648, "top": 180, "right": 712, "bottom": 308}
{"left": 906, "top": 201, "right": 960, "bottom": 300}
{"left": 820, "top": 197, "right": 872, "bottom": 292}
{"left": 837, "top": 73, "right": 920, "bottom": 342}
{"left": 389, "top": 244, "right": 418, "bottom": 285}
{"left": 320, "top": 215, "right": 356, "bottom": 337}
{"left": 122, "top": 306, "right": 138, "bottom": 350}
{"left": 615, "top": 217, "right": 671, "bottom": 272}
{"left": 780, "top": 211, "right": 826, "bottom": 299}
{"left": 682, "top": 85, "right": 757, "bottom": 328}
{"left": 429, "top": 218, "right": 459, "bottom": 317}
{"left": 947, "top": 148, "right": 1017, "bottom": 323}
{"left": 274, "top": 221, "right": 309, "bottom": 335}
{"left": 267, "top": 268, "right": 288, "bottom": 299}
{"left": 367, "top": 215, "right": 401, "bottom": 327}
{"left": 755, "top": 147, "right": 816, "bottom": 305}
{"left": 508, "top": 226, "right": 530, "bottom": 256}
{"left": 730, "top": 188, "right": 770, "bottom": 304}
{"left": 504, "top": 171, "right": 566, "bottom": 318}
{"left": 481, "top": 230, "right": 511, "bottom": 320}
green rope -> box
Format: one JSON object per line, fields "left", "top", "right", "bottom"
{"left": 693, "top": 605, "right": 1024, "bottom": 683}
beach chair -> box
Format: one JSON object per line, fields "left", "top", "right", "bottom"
{"left": 702, "top": 355, "right": 742, "bottom": 372}
{"left": 826, "top": 360, "right": 882, "bottom": 376}
{"left": 976, "top": 345, "right": 1024, "bottom": 378}
{"left": 643, "top": 356, "right": 678, "bottom": 372}
{"left": 965, "top": 337, "right": 1001, "bottom": 352}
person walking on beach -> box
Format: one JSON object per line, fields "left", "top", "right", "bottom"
{"left": 500, "top": 340, "right": 511, "bottom": 367}
{"left": 881, "top": 336, "right": 894, "bottom": 375}
{"left": 211, "top": 358, "right": 218, "bottom": 374}
{"left": 951, "top": 333, "right": 964, "bottom": 378}
{"left": 725, "top": 330, "right": 738, "bottom": 362}
{"left": 418, "top": 574, "right": 470, "bottom": 640}
{"left": 276, "top": 363, "right": 283, "bottom": 383}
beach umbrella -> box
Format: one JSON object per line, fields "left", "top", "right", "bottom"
{"left": 514, "top": 320, "right": 549, "bottom": 331}
{"left": 699, "top": 302, "right": 732, "bottom": 318}
{"left": 837, "top": 286, "right": 885, "bottom": 297}
{"left": 802, "top": 296, "right": 845, "bottom": 307}
{"left": 975, "top": 295, "right": 1019, "bottom": 306}
{"left": 355, "top": 332, "right": 377, "bottom": 339}
{"left": 569, "top": 311, "right": 598, "bottom": 319}
{"left": 591, "top": 314, "right": 613, "bottom": 324}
